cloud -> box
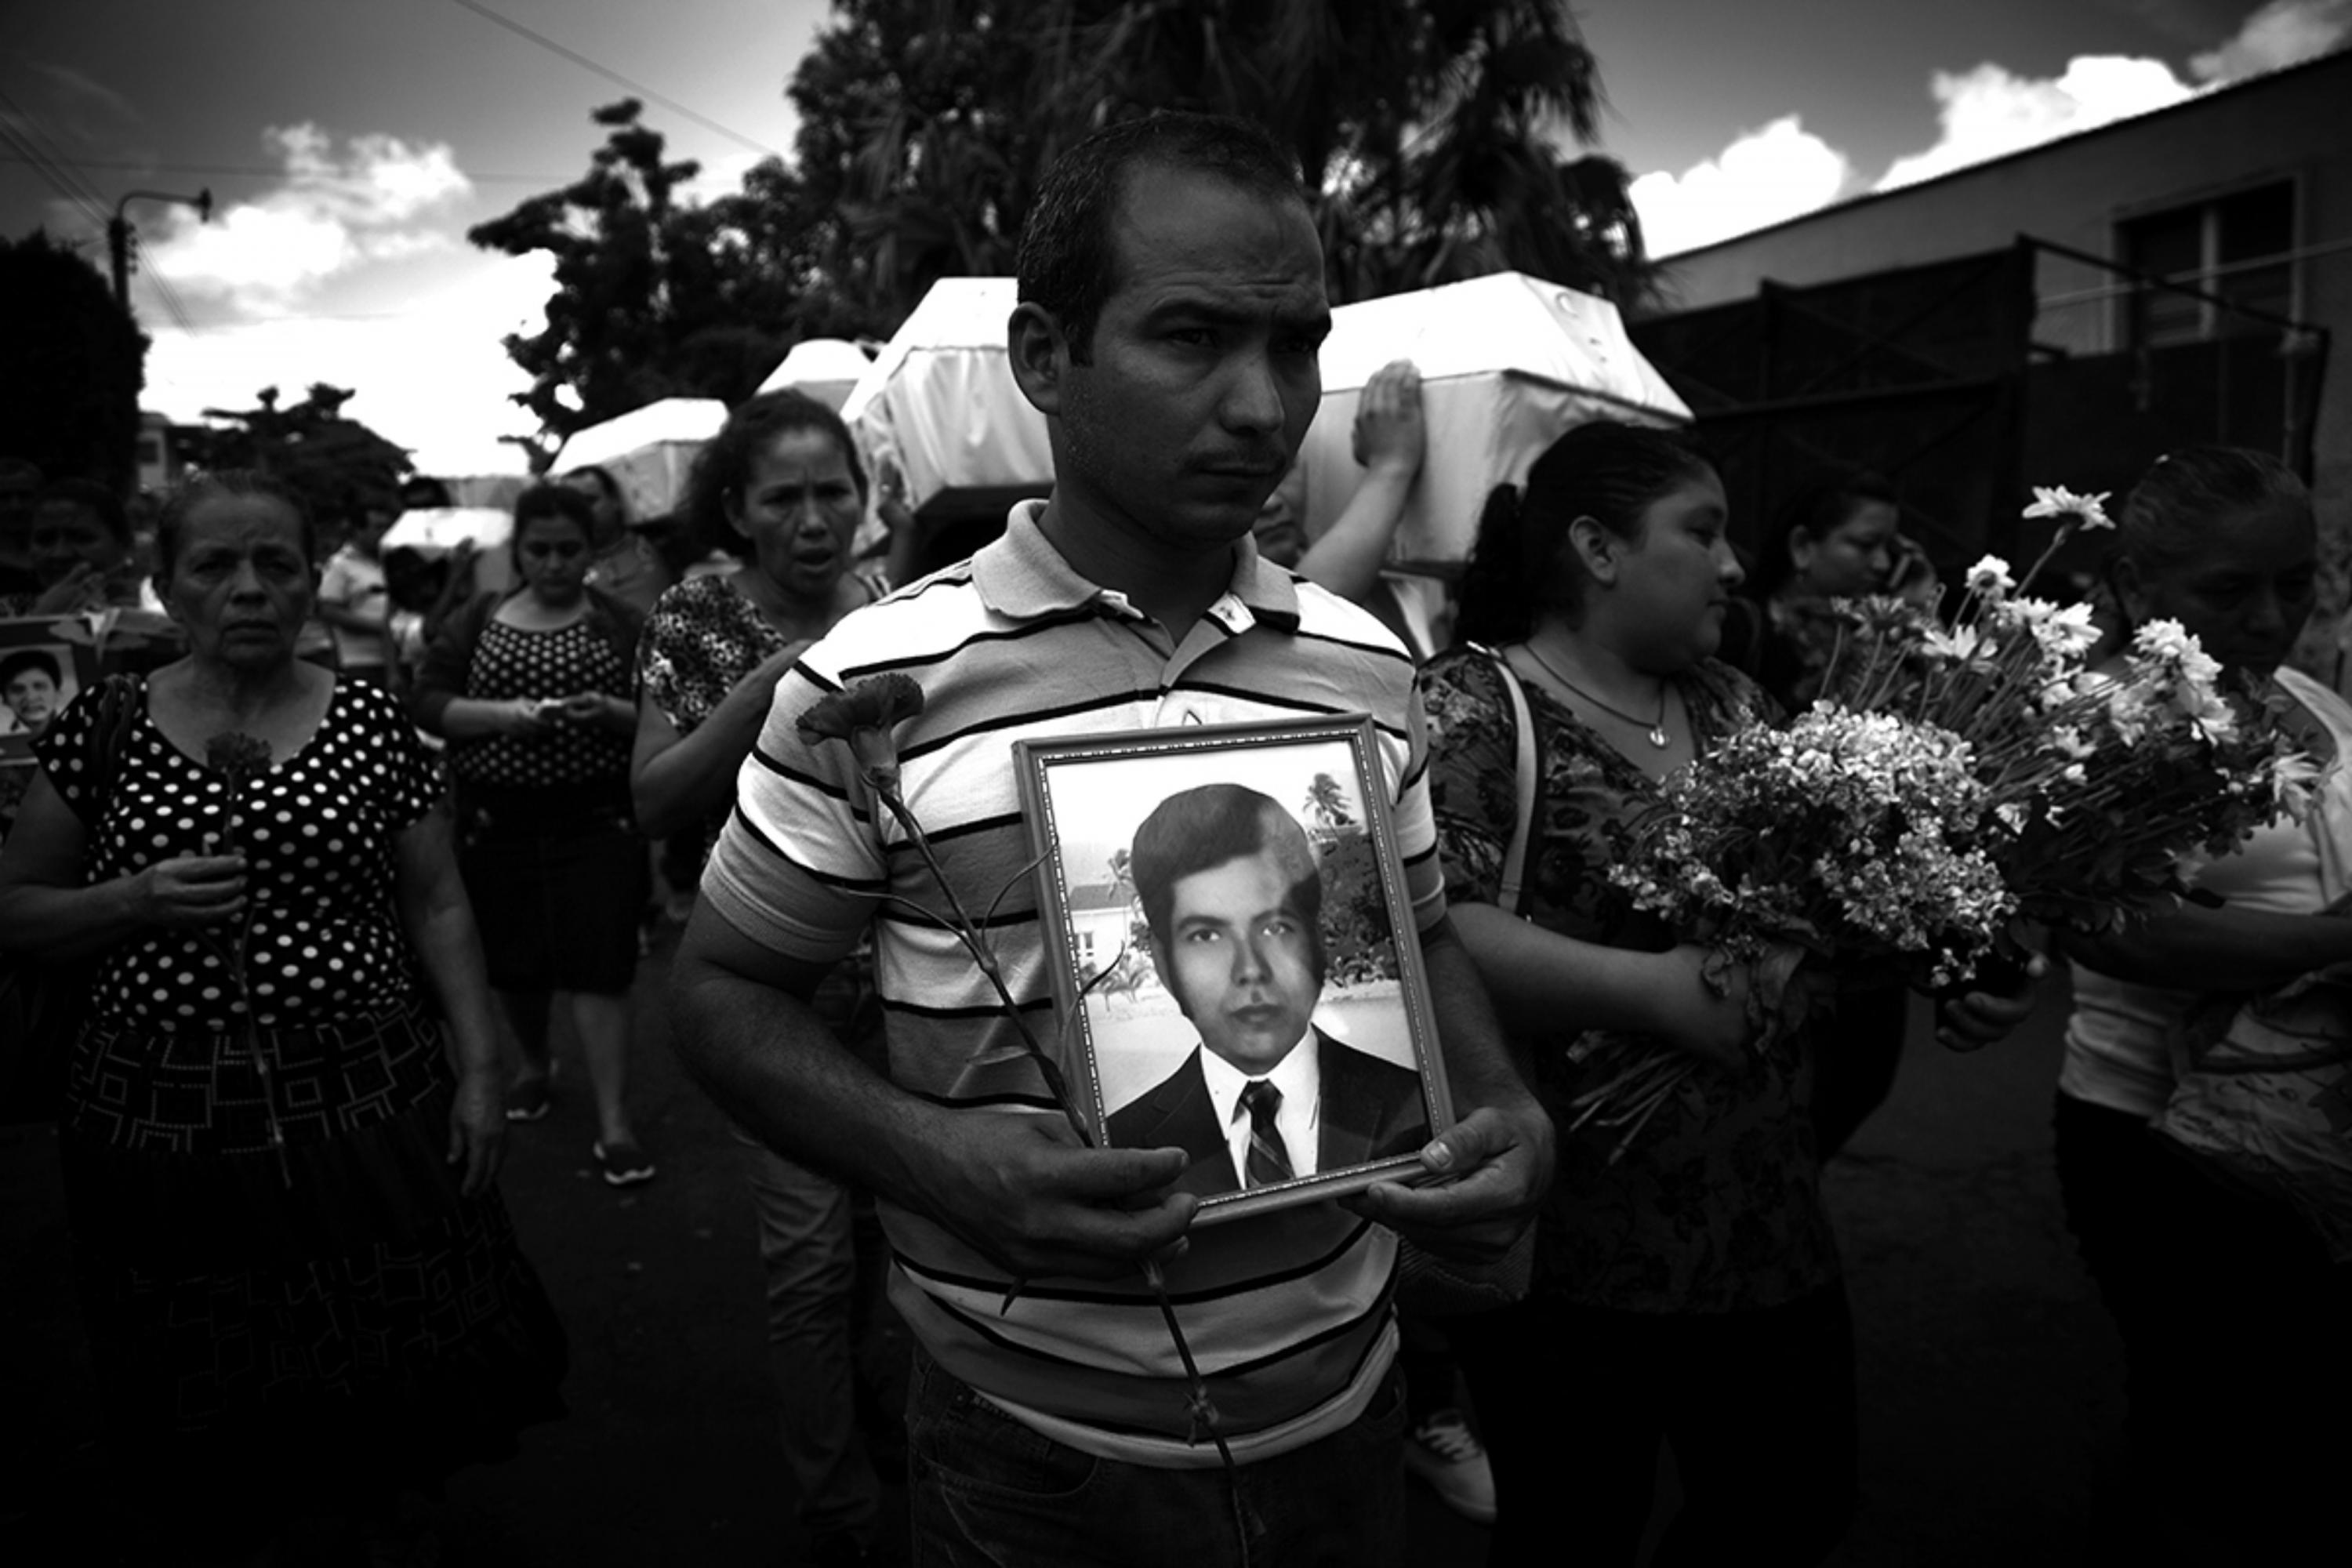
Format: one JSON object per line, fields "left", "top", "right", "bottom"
{"left": 1875, "top": 2, "right": 2350, "bottom": 192}
{"left": 2190, "top": 0, "right": 2352, "bottom": 79}
{"left": 1626, "top": 2, "right": 2351, "bottom": 256}
{"left": 141, "top": 252, "right": 556, "bottom": 477}
{"left": 144, "top": 125, "right": 471, "bottom": 303}
{"left": 1630, "top": 116, "right": 1853, "bottom": 258}
{"left": 1874, "top": 56, "right": 2198, "bottom": 191}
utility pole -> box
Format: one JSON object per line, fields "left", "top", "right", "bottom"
{"left": 109, "top": 187, "right": 213, "bottom": 310}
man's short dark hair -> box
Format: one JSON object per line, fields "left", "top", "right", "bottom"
{"left": 0, "top": 648, "right": 63, "bottom": 689}
{"left": 1017, "top": 111, "right": 1307, "bottom": 364}
{"left": 1130, "top": 783, "right": 1323, "bottom": 985}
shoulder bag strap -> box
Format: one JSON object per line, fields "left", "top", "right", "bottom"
{"left": 1488, "top": 649, "right": 1540, "bottom": 919}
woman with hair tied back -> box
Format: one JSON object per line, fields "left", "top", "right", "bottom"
{"left": 413, "top": 481, "right": 652, "bottom": 1186}
{"left": 629, "top": 387, "right": 913, "bottom": 1566}
{"left": 2054, "top": 447, "right": 2352, "bottom": 1562}
{"left": 1416, "top": 420, "right": 2024, "bottom": 1564}
{"left": 0, "top": 470, "right": 564, "bottom": 1563}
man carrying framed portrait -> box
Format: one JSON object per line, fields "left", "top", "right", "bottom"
{"left": 668, "top": 111, "right": 1552, "bottom": 1567}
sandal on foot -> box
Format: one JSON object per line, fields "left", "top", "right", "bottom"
{"left": 593, "top": 1140, "right": 655, "bottom": 1187}
{"left": 503, "top": 1078, "right": 553, "bottom": 1123}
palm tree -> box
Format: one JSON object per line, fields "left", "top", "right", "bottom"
{"left": 1303, "top": 771, "right": 1356, "bottom": 829}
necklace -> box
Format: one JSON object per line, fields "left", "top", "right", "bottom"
{"left": 1520, "top": 641, "right": 1671, "bottom": 749}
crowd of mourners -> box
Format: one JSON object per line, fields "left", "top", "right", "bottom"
{"left": 2, "top": 110, "right": 2347, "bottom": 1568}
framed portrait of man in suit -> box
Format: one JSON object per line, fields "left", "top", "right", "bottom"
{"left": 1014, "top": 717, "right": 1450, "bottom": 1226}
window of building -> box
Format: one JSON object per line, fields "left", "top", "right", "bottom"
{"left": 2118, "top": 180, "right": 2296, "bottom": 345}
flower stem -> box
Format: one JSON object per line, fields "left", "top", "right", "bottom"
{"left": 874, "top": 785, "right": 1091, "bottom": 1143}
{"left": 2013, "top": 521, "right": 2074, "bottom": 601}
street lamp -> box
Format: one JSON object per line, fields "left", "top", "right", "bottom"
{"left": 109, "top": 187, "right": 213, "bottom": 311}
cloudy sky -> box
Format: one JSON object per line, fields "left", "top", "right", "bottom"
{"left": 4, "top": 0, "right": 2345, "bottom": 478}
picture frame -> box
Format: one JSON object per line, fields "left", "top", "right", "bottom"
{"left": 1015, "top": 716, "right": 1450, "bottom": 1227}
{"left": 0, "top": 615, "right": 101, "bottom": 767}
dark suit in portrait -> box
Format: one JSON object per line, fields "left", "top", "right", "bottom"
{"left": 1104, "top": 1027, "right": 1430, "bottom": 1200}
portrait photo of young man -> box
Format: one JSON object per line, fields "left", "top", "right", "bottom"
{"left": 1106, "top": 782, "right": 1429, "bottom": 1197}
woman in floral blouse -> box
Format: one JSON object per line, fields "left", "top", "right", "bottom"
{"left": 630, "top": 390, "right": 895, "bottom": 860}
{"left": 1418, "top": 421, "right": 1853, "bottom": 1566}
{"left": 629, "top": 387, "right": 898, "bottom": 1565}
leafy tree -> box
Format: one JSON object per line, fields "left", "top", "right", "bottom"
{"left": 0, "top": 230, "right": 149, "bottom": 494}
{"left": 469, "top": 100, "right": 866, "bottom": 459}
{"left": 176, "top": 383, "right": 412, "bottom": 532}
{"left": 786, "top": 0, "right": 1651, "bottom": 328}
{"left": 477, "top": 6, "right": 1649, "bottom": 448}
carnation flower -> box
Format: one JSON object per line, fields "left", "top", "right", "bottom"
{"left": 798, "top": 673, "right": 925, "bottom": 791}
{"left": 204, "top": 731, "right": 273, "bottom": 783}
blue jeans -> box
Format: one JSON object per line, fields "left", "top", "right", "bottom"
{"left": 737, "top": 1123, "right": 881, "bottom": 1541}
{"left": 906, "top": 1345, "right": 1408, "bottom": 1568}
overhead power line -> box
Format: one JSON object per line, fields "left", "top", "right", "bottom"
{"left": 140, "top": 257, "right": 201, "bottom": 336}
{"left": 0, "top": 151, "right": 574, "bottom": 186}
{"left": 445, "top": 0, "right": 785, "bottom": 158}
{"left": 0, "top": 89, "right": 110, "bottom": 227}
{"left": 1, "top": 94, "right": 200, "bottom": 334}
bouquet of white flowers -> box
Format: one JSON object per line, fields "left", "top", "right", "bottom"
{"left": 1577, "top": 488, "right": 2314, "bottom": 1159}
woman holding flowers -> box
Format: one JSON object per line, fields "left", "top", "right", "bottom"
{"left": 1418, "top": 420, "right": 1860, "bottom": 1565}
{"left": 2054, "top": 447, "right": 2350, "bottom": 1559}
{"left": 0, "top": 470, "right": 564, "bottom": 1563}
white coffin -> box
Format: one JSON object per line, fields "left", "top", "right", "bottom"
{"left": 840, "top": 272, "right": 1689, "bottom": 563}
{"left": 840, "top": 278, "right": 1051, "bottom": 517}
{"left": 379, "top": 506, "right": 517, "bottom": 593}
{"left": 554, "top": 397, "right": 730, "bottom": 521}
{"left": 1302, "top": 273, "right": 1691, "bottom": 565}
{"left": 757, "top": 337, "right": 874, "bottom": 412}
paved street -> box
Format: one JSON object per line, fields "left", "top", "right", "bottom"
{"left": 4, "top": 929, "right": 2114, "bottom": 1566}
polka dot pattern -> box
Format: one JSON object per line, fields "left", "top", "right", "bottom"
{"left": 38, "top": 677, "right": 440, "bottom": 1031}
{"left": 447, "top": 617, "right": 633, "bottom": 790}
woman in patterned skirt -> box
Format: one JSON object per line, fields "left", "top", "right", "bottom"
{"left": 0, "top": 470, "right": 564, "bottom": 1562}
{"left": 414, "top": 483, "right": 652, "bottom": 1185}
{"left": 630, "top": 389, "right": 898, "bottom": 1564}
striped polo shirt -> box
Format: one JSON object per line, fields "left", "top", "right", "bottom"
{"left": 702, "top": 501, "right": 1443, "bottom": 1466}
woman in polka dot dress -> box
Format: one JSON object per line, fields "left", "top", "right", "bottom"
{"left": 0, "top": 471, "right": 565, "bottom": 1560}
{"left": 412, "top": 483, "right": 653, "bottom": 1185}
